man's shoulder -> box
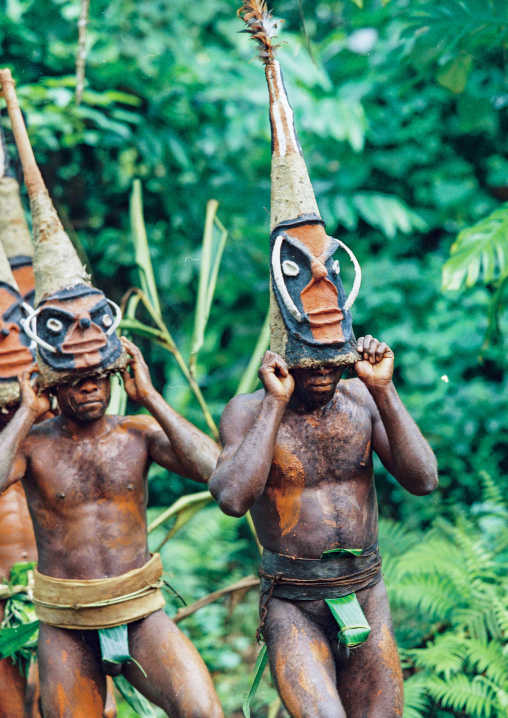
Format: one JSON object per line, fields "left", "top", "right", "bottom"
{"left": 224, "top": 389, "right": 264, "bottom": 417}
{"left": 113, "top": 413, "right": 159, "bottom": 433}
{"left": 337, "top": 377, "right": 375, "bottom": 409}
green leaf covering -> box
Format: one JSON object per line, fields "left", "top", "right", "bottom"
{"left": 0, "top": 621, "right": 39, "bottom": 660}
{"left": 113, "top": 675, "right": 157, "bottom": 718}
{"left": 98, "top": 625, "right": 147, "bottom": 677}
{"left": 321, "top": 547, "right": 363, "bottom": 558}
{"left": 242, "top": 643, "right": 269, "bottom": 718}
{"left": 325, "top": 594, "right": 371, "bottom": 647}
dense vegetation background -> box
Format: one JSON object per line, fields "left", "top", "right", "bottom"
{"left": 1, "top": 0, "right": 507, "bottom": 715}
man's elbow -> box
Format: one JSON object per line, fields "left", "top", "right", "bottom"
{"left": 411, "top": 469, "right": 439, "bottom": 496}
{"left": 208, "top": 476, "right": 249, "bottom": 518}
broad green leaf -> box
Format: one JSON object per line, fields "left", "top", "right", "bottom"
{"left": 325, "top": 594, "right": 371, "bottom": 647}
{"left": 0, "top": 621, "right": 39, "bottom": 660}
{"left": 442, "top": 204, "right": 508, "bottom": 290}
{"left": 349, "top": 0, "right": 363, "bottom": 7}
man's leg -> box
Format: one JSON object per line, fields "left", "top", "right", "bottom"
{"left": 335, "top": 580, "right": 404, "bottom": 718}
{"left": 37, "top": 623, "right": 107, "bottom": 718}
{"left": 124, "top": 609, "right": 223, "bottom": 718}
{"left": 0, "top": 656, "right": 26, "bottom": 718}
{"left": 263, "top": 596, "right": 346, "bottom": 718}
{"left": 0, "top": 600, "right": 26, "bottom": 718}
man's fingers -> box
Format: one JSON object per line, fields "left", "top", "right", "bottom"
{"left": 356, "top": 337, "right": 365, "bottom": 353}
{"left": 375, "top": 342, "right": 388, "bottom": 361}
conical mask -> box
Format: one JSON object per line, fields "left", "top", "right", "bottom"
{"left": 0, "top": 69, "right": 126, "bottom": 388}
{"left": 239, "top": 2, "right": 361, "bottom": 368}
{"left": 0, "top": 119, "right": 35, "bottom": 304}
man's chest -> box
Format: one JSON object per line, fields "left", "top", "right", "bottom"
{"left": 270, "top": 399, "right": 373, "bottom": 488}
{"left": 27, "top": 433, "right": 148, "bottom": 505}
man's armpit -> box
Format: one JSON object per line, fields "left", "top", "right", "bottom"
{"left": 4, "top": 452, "right": 28, "bottom": 490}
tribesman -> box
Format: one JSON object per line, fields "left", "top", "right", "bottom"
{"left": 209, "top": 4, "right": 438, "bottom": 717}
{"left": 0, "top": 69, "right": 223, "bottom": 718}
{"left": 0, "top": 121, "right": 118, "bottom": 718}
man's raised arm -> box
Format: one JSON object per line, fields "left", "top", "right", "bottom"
{"left": 208, "top": 351, "right": 294, "bottom": 517}
{"left": 355, "top": 335, "right": 438, "bottom": 496}
{"left": 120, "top": 337, "right": 219, "bottom": 483}
{"left": 0, "top": 373, "right": 49, "bottom": 490}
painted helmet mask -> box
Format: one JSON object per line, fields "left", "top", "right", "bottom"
{"left": 24, "top": 285, "right": 122, "bottom": 373}
{"left": 0, "top": 281, "right": 35, "bottom": 381}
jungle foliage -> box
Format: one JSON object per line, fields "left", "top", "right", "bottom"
{"left": 1, "top": 0, "right": 507, "bottom": 716}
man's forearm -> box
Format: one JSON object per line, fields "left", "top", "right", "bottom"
{"left": 370, "top": 382, "right": 438, "bottom": 495}
{"left": 0, "top": 406, "right": 33, "bottom": 488}
{"left": 143, "top": 390, "right": 219, "bottom": 483}
{"left": 209, "top": 396, "right": 286, "bottom": 517}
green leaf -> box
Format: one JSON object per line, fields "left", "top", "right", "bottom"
{"left": 242, "top": 644, "right": 269, "bottom": 718}
{"left": 321, "top": 547, "right": 363, "bottom": 557}
{"left": 0, "top": 621, "right": 39, "bottom": 660}
{"left": 130, "top": 179, "right": 162, "bottom": 316}
{"left": 235, "top": 310, "right": 270, "bottom": 396}
{"left": 325, "top": 594, "right": 371, "bottom": 647}
{"left": 442, "top": 203, "right": 508, "bottom": 290}
{"left": 113, "top": 675, "right": 157, "bottom": 718}
{"left": 348, "top": 0, "right": 363, "bottom": 7}
{"left": 437, "top": 54, "right": 473, "bottom": 95}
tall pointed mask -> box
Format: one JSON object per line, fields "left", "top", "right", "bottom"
{"left": 0, "top": 242, "right": 35, "bottom": 408}
{"left": 0, "top": 69, "right": 126, "bottom": 389}
{"left": 239, "top": 1, "right": 361, "bottom": 368}
{"left": 0, "top": 118, "right": 35, "bottom": 305}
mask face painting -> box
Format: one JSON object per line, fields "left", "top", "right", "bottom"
{"left": 270, "top": 216, "right": 360, "bottom": 367}
{"left": 0, "top": 281, "right": 35, "bottom": 380}
{"left": 9, "top": 255, "right": 35, "bottom": 305}
{"left": 25, "top": 284, "right": 122, "bottom": 373}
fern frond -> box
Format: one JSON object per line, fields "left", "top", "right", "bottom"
{"left": 408, "top": 633, "right": 467, "bottom": 679}
{"left": 238, "top": 0, "right": 283, "bottom": 64}
{"left": 479, "top": 471, "right": 506, "bottom": 509}
{"left": 427, "top": 674, "right": 499, "bottom": 717}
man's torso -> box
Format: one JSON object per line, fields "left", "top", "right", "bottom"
{"left": 22, "top": 415, "right": 155, "bottom": 580}
{"left": 250, "top": 378, "right": 378, "bottom": 557}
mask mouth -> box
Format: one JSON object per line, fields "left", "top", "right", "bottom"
{"left": 0, "top": 344, "right": 34, "bottom": 375}
{"left": 306, "top": 306, "right": 344, "bottom": 329}
{"left": 60, "top": 333, "right": 107, "bottom": 355}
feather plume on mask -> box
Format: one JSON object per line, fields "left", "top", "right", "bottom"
{"left": 237, "top": 0, "right": 283, "bottom": 64}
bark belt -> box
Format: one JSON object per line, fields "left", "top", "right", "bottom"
{"left": 33, "top": 553, "right": 165, "bottom": 629}
{"left": 259, "top": 542, "right": 382, "bottom": 601}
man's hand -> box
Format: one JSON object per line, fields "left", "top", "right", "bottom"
{"left": 258, "top": 351, "right": 294, "bottom": 403}
{"left": 18, "top": 371, "right": 50, "bottom": 421}
{"left": 121, "top": 337, "right": 156, "bottom": 406}
{"left": 354, "top": 335, "right": 394, "bottom": 389}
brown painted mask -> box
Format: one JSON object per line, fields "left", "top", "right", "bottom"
{"left": 24, "top": 284, "right": 122, "bottom": 374}
{"left": 270, "top": 215, "right": 361, "bottom": 367}
{"left": 9, "top": 255, "right": 35, "bottom": 305}
{"left": 0, "top": 281, "right": 35, "bottom": 380}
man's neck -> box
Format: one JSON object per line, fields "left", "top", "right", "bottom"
{"left": 58, "top": 414, "right": 111, "bottom": 441}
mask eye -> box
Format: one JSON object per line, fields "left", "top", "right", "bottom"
{"left": 46, "top": 318, "right": 63, "bottom": 333}
{"left": 282, "top": 260, "right": 300, "bottom": 277}
{"left": 332, "top": 260, "right": 340, "bottom": 275}
{"left": 101, "top": 314, "right": 113, "bottom": 328}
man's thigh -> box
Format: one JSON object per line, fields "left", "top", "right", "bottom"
{"left": 336, "top": 580, "right": 404, "bottom": 718}
{"left": 0, "top": 656, "right": 26, "bottom": 718}
{"left": 124, "top": 609, "right": 223, "bottom": 718}
{"left": 37, "top": 623, "right": 107, "bottom": 718}
{"left": 263, "top": 597, "right": 346, "bottom": 718}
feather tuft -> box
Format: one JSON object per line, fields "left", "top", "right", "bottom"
{"left": 238, "top": 0, "right": 283, "bottom": 64}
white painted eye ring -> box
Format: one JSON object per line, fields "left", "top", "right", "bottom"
{"left": 332, "top": 259, "right": 340, "bottom": 275}
{"left": 46, "top": 318, "right": 63, "bottom": 333}
{"left": 282, "top": 260, "right": 300, "bottom": 277}
{"left": 102, "top": 314, "right": 113, "bottom": 328}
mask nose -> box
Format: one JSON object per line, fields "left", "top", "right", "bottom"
{"left": 79, "top": 317, "right": 91, "bottom": 329}
{"left": 0, "top": 325, "right": 10, "bottom": 337}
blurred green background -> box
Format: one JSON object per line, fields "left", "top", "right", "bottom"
{"left": 1, "top": 0, "right": 507, "bottom": 715}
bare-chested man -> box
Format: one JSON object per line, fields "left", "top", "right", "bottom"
{"left": 0, "top": 411, "right": 39, "bottom": 718}
{"left": 209, "top": 335, "right": 438, "bottom": 718}
{"left": 0, "top": 338, "right": 223, "bottom": 718}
